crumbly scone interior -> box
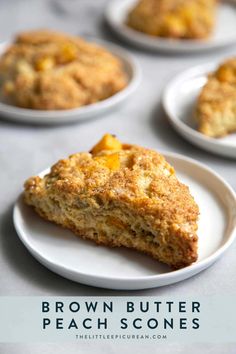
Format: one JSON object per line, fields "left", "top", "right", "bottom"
{"left": 196, "top": 58, "right": 236, "bottom": 138}
{"left": 24, "top": 134, "right": 199, "bottom": 269}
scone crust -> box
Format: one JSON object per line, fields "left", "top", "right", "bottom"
{"left": 196, "top": 58, "right": 236, "bottom": 137}
{"left": 0, "top": 30, "right": 127, "bottom": 110}
{"left": 24, "top": 140, "right": 199, "bottom": 269}
{"left": 127, "top": 0, "right": 216, "bottom": 39}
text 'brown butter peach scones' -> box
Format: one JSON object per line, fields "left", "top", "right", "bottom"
{"left": 0, "top": 30, "right": 127, "bottom": 110}
{"left": 24, "top": 134, "right": 199, "bottom": 269}
{"left": 127, "top": 0, "right": 217, "bottom": 39}
{"left": 196, "top": 58, "right": 236, "bottom": 138}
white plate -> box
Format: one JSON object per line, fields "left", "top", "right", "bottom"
{"left": 0, "top": 39, "right": 141, "bottom": 124}
{"left": 163, "top": 62, "right": 236, "bottom": 158}
{"left": 105, "top": 0, "right": 236, "bottom": 53}
{"left": 13, "top": 152, "right": 236, "bottom": 290}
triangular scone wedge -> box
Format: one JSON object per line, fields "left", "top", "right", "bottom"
{"left": 196, "top": 58, "right": 236, "bottom": 138}
{"left": 24, "top": 134, "right": 199, "bottom": 269}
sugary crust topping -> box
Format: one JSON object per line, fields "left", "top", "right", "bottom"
{"left": 0, "top": 30, "right": 127, "bottom": 110}
{"left": 127, "top": 0, "right": 217, "bottom": 39}
{"left": 24, "top": 135, "right": 199, "bottom": 232}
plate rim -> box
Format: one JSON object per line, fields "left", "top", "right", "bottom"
{"left": 13, "top": 151, "right": 236, "bottom": 288}
{"left": 162, "top": 61, "right": 236, "bottom": 158}
{"left": 0, "top": 38, "right": 141, "bottom": 124}
{"left": 105, "top": 0, "right": 236, "bottom": 53}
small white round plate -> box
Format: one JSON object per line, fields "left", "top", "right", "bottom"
{"left": 163, "top": 62, "right": 236, "bottom": 158}
{"left": 13, "top": 152, "right": 236, "bottom": 290}
{"left": 0, "top": 39, "right": 141, "bottom": 124}
{"left": 105, "top": 0, "right": 236, "bottom": 53}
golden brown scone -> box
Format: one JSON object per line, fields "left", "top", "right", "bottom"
{"left": 0, "top": 30, "right": 127, "bottom": 110}
{"left": 24, "top": 134, "right": 199, "bottom": 269}
{"left": 127, "top": 0, "right": 217, "bottom": 39}
{"left": 196, "top": 58, "right": 236, "bottom": 138}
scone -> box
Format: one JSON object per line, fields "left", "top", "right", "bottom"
{"left": 127, "top": 0, "right": 217, "bottom": 39}
{"left": 24, "top": 134, "right": 199, "bottom": 269}
{"left": 0, "top": 30, "right": 127, "bottom": 110}
{"left": 196, "top": 58, "right": 236, "bottom": 138}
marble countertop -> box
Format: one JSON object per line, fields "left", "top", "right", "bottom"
{"left": 0, "top": 0, "right": 236, "bottom": 353}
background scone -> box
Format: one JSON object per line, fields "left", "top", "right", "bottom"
{"left": 127, "top": 0, "right": 217, "bottom": 39}
{"left": 196, "top": 58, "right": 236, "bottom": 138}
{"left": 24, "top": 134, "right": 199, "bottom": 269}
{"left": 0, "top": 30, "right": 127, "bottom": 110}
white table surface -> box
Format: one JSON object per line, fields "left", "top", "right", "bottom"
{"left": 0, "top": 0, "right": 236, "bottom": 353}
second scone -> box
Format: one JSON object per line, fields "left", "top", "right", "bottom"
{"left": 0, "top": 30, "right": 127, "bottom": 110}
{"left": 127, "top": 0, "right": 217, "bottom": 39}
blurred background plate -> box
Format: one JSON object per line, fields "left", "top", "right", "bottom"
{"left": 105, "top": 0, "right": 236, "bottom": 53}
{"left": 0, "top": 39, "right": 141, "bottom": 125}
{"left": 163, "top": 62, "right": 236, "bottom": 158}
